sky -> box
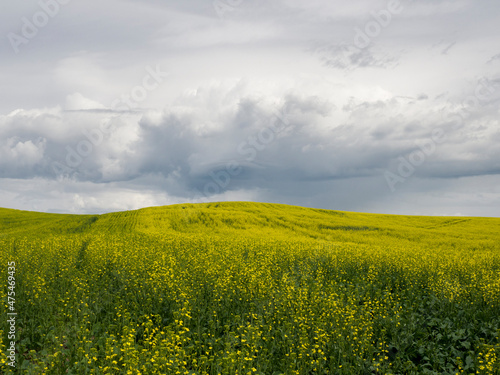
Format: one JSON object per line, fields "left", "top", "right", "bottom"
{"left": 1, "top": 0, "right": 499, "bottom": 216}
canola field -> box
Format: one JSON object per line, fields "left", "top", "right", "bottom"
{"left": 0, "top": 201, "right": 499, "bottom": 375}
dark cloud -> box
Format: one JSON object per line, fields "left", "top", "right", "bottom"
{"left": 310, "top": 42, "right": 399, "bottom": 70}
{"left": 488, "top": 53, "right": 500, "bottom": 64}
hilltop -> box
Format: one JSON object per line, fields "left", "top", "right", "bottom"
{"left": 1, "top": 202, "right": 499, "bottom": 249}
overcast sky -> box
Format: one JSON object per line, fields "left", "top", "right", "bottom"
{"left": 1, "top": 0, "right": 499, "bottom": 216}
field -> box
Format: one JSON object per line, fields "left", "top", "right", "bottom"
{"left": 0, "top": 201, "right": 499, "bottom": 374}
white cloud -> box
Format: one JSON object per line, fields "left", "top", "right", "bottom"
{"left": 65, "top": 93, "right": 106, "bottom": 111}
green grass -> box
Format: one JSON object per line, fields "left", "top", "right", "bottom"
{"left": 0, "top": 201, "right": 499, "bottom": 374}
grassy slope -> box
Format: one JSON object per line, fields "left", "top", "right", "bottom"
{"left": 1, "top": 201, "right": 498, "bottom": 276}
{"left": 2, "top": 202, "right": 499, "bottom": 246}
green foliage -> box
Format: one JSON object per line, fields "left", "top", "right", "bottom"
{"left": 0, "top": 202, "right": 499, "bottom": 374}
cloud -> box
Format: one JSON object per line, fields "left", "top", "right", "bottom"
{"left": 1, "top": 0, "right": 500, "bottom": 215}
{"left": 1, "top": 78, "right": 499, "bottom": 214}
{"left": 65, "top": 93, "right": 107, "bottom": 111}
{"left": 311, "top": 42, "right": 399, "bottom": 70}
{"left": 488, "top": 53, "right": 500, "bottom": 64}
